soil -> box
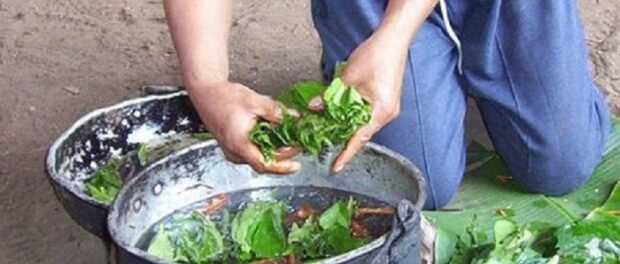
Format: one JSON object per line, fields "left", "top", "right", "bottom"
{"left": 0, "top": 0, "right": 618, "bottom": 263}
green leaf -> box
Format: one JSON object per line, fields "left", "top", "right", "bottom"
{"left": 147, "top": 225, "right": 175, "bottom": 261}
{"left": 277, "top": 81, "right": 326, "bottom": 110}
{"left": 136, "top": 144, "right": 148, "bottom": 166}
{"left": 333, "top": 62, "right": 346, "bottom": 79}
{"left": 231, "top": 200, "right": 288, "bottom": 260}
{"left": 250, "top": 78, "right": 370, "bottom": 161}
{"left": 435, "top": 227, "right": 459, "bottom": 264}
{"left": 319, "top": 197, "right": 355, "bottom": 230}
{"left": 287, "top": 218, "right": 323, "bottom": 258}
{"left": 555, "top": 219, "right": 620, "bottom": 262}
{"left": 493, "top": 220, "right": 517, "bottom": 246}
{"left": 587, "top": 181, "right": 620, "bottom": 221}
{"left": 84, "top": 162, "right": 121, "bottom": 204}
{"left": 162, "top": 211, "right": 225, "bottom": 263}
{"left": 321, "top": 225, "right": 368, "bottom": 256}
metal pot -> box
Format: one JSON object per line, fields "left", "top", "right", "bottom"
{"left": 46, "top": 91, "right": 205, "bottom": 238}
{"left": 108, "top": 141, "right": 426, "bottom": 264}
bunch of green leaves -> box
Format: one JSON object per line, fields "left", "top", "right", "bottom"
{"left": 147, "top": 197, "right": 372, "bottom": 263}
{"left": 554, "top": 214, "right": 620, "bottom": 263}
{"left": 447, "top": 182, "right": 620, "bottom": 264}
{"left": 553, "top": 181, "right": 620, "bottom": 263}
{"left": 250, "top": 68, "right": 371, "bottom": 161}
{"left": 287, "top": 197, "right": 368, "bottom": 259}
{"left": 84, "top": 162, "right": 122, "bottom": 204}
{"left": 449, "top": 217, "right": 557, "bottom": 264}
{"left": 231, "top": 200, "right": 289, "bottom": 261}
{"left": 147, "top": 211, "right": 225, "bottom": 263}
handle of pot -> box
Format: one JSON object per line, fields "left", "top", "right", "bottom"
{"left": 369, "top": 199, "right": 422, "bottom": 264}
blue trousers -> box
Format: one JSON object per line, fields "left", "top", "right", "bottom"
{"left": 311, "top": 0, "right": 611, "bottom": 209}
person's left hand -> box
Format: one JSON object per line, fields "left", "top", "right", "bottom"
{"left": 314, "top": 32, "right": 410, "bottom": 173}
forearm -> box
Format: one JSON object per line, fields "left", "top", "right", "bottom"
{"left": 164, "top": 0, "right": 232, "bottom": 88}
{"left": 373, "top": 0, "right": 438, "bottom": 53}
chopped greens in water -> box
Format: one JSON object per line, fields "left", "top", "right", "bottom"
{"left": 148, "top": 212, "right": 225, "bottom": 263}
{"left": 145, "top": 195, "right": 389, "bottom": 263}
{"left": 231, "top": 200, "right": 288, "bottom": 261}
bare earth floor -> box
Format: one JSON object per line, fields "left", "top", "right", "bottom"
{"left": 0, "top": 1, "right": 619, "bottom": 263}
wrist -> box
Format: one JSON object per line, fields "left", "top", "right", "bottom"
{"left": 183, "top": 67, "right": 229, "bottom": 92}
{"left": 373, "top": 0, "right": 437, "bottom": 52}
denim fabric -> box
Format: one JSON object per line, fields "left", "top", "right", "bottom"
{"left": 311, "top": 0, "right": 611, "bottom": 209}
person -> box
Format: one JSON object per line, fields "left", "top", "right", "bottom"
{"left": 163, "top": 0, "right": 610, "bottom": 210}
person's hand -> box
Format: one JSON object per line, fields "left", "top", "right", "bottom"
{"left": 331, "top": 33, "right": 409, "bottom": 173}
{"left": 187, "top": 81, "right": 301, "bottom": 174}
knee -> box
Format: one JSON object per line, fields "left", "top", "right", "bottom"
{"left": 424, "top": 189, "right": 458, "bottom": 210}
{"left": 422, "top": 164, "right": 464, "bottom": 210}
{"left": 515, "top": 141, "right": 602, "bottom": 196}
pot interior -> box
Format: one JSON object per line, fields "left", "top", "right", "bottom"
{"left": 109, "top": 141, "right": 425, "bottom": 263}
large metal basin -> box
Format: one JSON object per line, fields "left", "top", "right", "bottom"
{"left": 108, "top": 141, "right": 426, "bottom": 263}
{"left": 46, "top": 91, "right": 205, "bottom": 238}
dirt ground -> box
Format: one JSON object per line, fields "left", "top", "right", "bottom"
{"left": 0, "top": 1, "right": 618, "bottom": 263}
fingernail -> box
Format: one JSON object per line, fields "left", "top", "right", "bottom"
{"left": 308, "top": 96, "right": 323, "bottom": 110}
{"left": 274, "top": 107, "right": 283, "bottom": 119}
{"left": 333, "top": 163, "right": 343, "bottom": 174}
{"left": 287, "top": 108, "right": 300, "bottom": 118}
{"left": 291, "top": 162, "right": 301, "bottom": 171}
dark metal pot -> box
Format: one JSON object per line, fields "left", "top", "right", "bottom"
{"left": 46, "top": 91, "right": 205, "bottom": 238}
{"left": 108, "top": 141, "right": 426, "bottom": 264}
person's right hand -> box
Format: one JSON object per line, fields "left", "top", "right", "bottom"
{"left": 187, "top": 81, "right": 301, "bottom": 175}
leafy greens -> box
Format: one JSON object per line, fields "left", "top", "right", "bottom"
{"left": 148, "top": 211, "right": 225, "bottom": 263}
{"left": 250, "top": 75, "right": 371, "bottom": 161}
{"left": 84, "top": 162, "right": 122, "bottom": 204}
{"left": 231, "top": 200, "right": 288, "bottom": 261}
{"left": 287, "top": 197, "right": 368, "bottom": 259}
{"left": 447, "top": 181, "right": 620, "bottom": 264}
{"left": 147, "top": 197, "right": 374, "bottom": 263}
{"left": 85, "top": 143, "right": 150, "bottom": 204}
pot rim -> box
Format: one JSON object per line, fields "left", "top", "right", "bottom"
{"left": 107, "top": 140, "right": 426, "bottom": 264}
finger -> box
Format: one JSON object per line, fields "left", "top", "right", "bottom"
{"left": 257, "top": 96, "right": 282, "bottom": 123}
{"left": 286, "top": 108, "right": 301, "bottom": 118}
{"left": 275, "top": 146, "right": 303, "bottom": 161}
{"left": 239, "top": 141, "right": 301, "bottom": 175}
{"left": 223, "top": 150, "right": 244, "bottom": 164}
{"left": 331, "top": 123, "right": 379, "bottom": 173}
{"left": 307, "top": 96, "right": 324, "bottom": 112}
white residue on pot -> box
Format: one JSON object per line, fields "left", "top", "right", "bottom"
{"left": 127, "top": 123, "right": 177, "bottom": 144}
{"left": 109, "top": 147, "right": 123, "bottom": 159}
{"left": 127, "top": 123, "right": 160, "bottom": 144}
{"left": 178, "top": 117, "right": 190, "bottom": 126}
{"left": 121, "top": 119, "right": 130, "bottom": 128}
{"left": 97, "top": 128, "right": 118, "bottom": 140}
{"left": 84, "top": 140, "right": 92, "bottom": 151}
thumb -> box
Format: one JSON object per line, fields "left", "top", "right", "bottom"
{"left": 307, "top": 95, "right": 324, "bottom": 112}
{"left": 257, "top": 96, "right": 282, "bottom": 124}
